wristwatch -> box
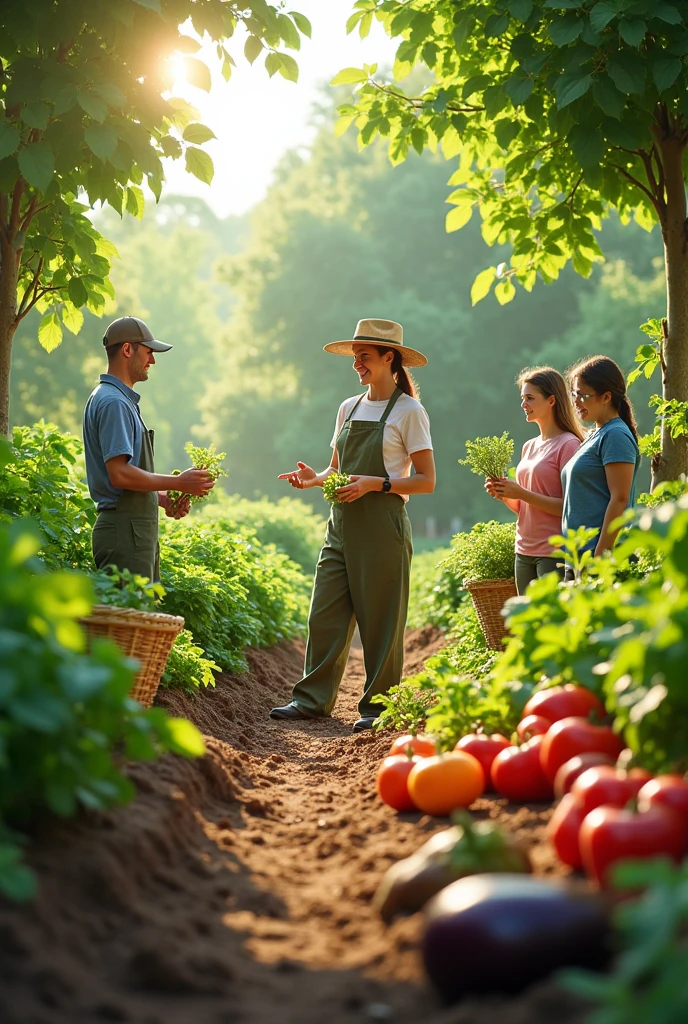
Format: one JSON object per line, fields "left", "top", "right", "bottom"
{"left": 381, "top": 477, "right": 392, "bottom": 493}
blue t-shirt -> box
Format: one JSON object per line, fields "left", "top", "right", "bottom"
{"left": 561, "top": 417, "right": 641, "bottom": 546}
{"left": 82, "top": 374, "right": 145, "bottom": 510}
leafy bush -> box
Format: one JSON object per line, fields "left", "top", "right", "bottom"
{"left": 443, "top": 597, "right": 498, "bottom": 682}
{"left": 200, "top": 493, "right": 325, "bottom": 573}
{"left": 89, "top": 566, "right": 165, "bottom": 610}
{"left": 441, "top": 520, "right": 516, "bottom": 585}
{"left": 407, "top": 545, "right": 455, "bottom": 628}
{"left": 161, "top": 629, "right": 219, "bottom": 694}
{"left": 637, "top": 475, "right": 688, "bottom": 508}
{"left": 0, "top": 422, "right": 94, "bottom": 570}
{"left": 458, "top": 432, "right": 514, "bottom": 479}
{"left": 0, "top": 520, "right": 205, "bottom": 902}
{"left": 159, "top": 518, "right": 309, "bottom": 673}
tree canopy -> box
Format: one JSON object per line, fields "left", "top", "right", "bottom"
{"left": 335, "top": 0, "right": 688, "bottom": 480}
{"left": 0, "top": 0, "right": 310, "bottom": 433}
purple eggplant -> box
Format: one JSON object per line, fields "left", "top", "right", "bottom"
{"left": 422, "top": 873, "right": 611, "bottom": 1002}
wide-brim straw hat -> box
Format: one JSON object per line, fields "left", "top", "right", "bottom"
{"left": 323, "top": 318, "right": 428, "bottom": 367}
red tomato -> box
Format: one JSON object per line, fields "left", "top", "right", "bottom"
{"left": 455, "top": 733, "right": 512, "bottom": 789}
{"left": 579, "top": 804, "right": 688, "bottom": 888}
{"left": 638, "top": 775, "right": 688, "bottom": 838}
{"left": 516, "top": 714, "right": 550, "bottom": 741}
{"left": 547, "top": 793, "right": 587, "bottom": 869}
{"left": 388, "top": 733, "right": 436, "bottom": 758}
{"left": 540, "top": 717, "right": 625, "bottom": 784}
{"left": 571, "top": 765, "right": 653, "bottom": 816}
{"left": 523, "top": 684, "right": 606, "bottom": 725}
{"left": 376, "top": 755, "right": 421, "bottom": 812}
{"left": 491, "top": 735, "right": 553, "bottom": 803}
{"left": 553, "top": 752, "right": 616, "bottom": 800}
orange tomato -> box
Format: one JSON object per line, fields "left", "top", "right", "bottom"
{"left": 407, "top": 752, "right": 485, "bottom": 816}
{"left": 376, "top": 755, "right": 422, "bottom": 812}
{"left": 388, "top": 733, "right": 437, "bottom": 758}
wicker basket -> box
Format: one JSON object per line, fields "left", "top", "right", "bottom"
{"left": 465, "top": 577, "right": 518, "bottom": 650}
{"left": 79, "top": 605, "right": 185, "bottom": 708}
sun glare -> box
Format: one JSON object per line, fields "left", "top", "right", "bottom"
{"left": 168, "top": 55, "right": 188, "bottom": 89}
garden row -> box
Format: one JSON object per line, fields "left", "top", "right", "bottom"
{"left": 0, "top": 421, "right": 324, "bottom": 901}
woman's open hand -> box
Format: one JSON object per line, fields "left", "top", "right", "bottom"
{"left": 278, "top": 461, "right": 317, "bottom": 489}
{"left": 336, "top": 475, "right": 379, "bottom": 502}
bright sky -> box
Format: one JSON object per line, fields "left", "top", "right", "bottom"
{"left": 163, "top": 0, "right": 396, "bottom": 217}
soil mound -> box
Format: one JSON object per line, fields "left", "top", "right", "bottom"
{"left": 0, "top": 630, "right": 589, "bottom": 1024}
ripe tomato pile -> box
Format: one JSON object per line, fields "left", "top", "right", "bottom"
{"left": 375, "top": 683, "right": 688, "bottom": 889}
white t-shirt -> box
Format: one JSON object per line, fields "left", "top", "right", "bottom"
{"left": 330, "top": 392, "right": 433, "bottom": 501}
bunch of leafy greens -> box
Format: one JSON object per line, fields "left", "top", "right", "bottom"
{"left": 0, "top": 520, "right": 205, "bottom": 903}
{"left": 322, "top": 472, "right": 352, "bottom": 505}
{"left": 168, "top": 442, "right": 227, "bottom": 509}
{"left": 441, "top": 520, "right": 516, "bottom": 585}
{"left": 459, "top": 432, "right": 514, "bottom": 479}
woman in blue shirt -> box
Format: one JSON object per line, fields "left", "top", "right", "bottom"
{"left": 561, "top": 355, "right": 641, "bottom": 574}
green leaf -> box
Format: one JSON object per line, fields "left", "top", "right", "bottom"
{"left": 277, "top": 53, "right": 299, "bottom": 83}
{"left": 278, "top": 13, "right": 301, "bottom": 50}
{"left": 38, "top": 311, "right": 63, "bottom": 353}
{"left": 495, "top": 119, "right": 522, "bottom": 148}
{"left": 183, "top": 57, "right": 212, "bottom": 91}
{"left": 244, "top": 35, "right": 264, "bottom": 65}
{"left": 593, "top": 75, "right": 626, "bottom": 118}
{"left": 556, "top": 70, "right": 593, "bottom": 108}
{"left": 182, "top": 122, "right": 216, "bottom": 144}
{"left": 446, "top": 204, "right": 473, "bottom": 231}
{"left": 21, "top": 103, "right": 51, "bottom": 130}
{"left": 185, "top": 146, "right": 214, "bottom": 185}
{"left": 653, "top": 58, "right": 683, "bottom": 92}
{"left": 619, "top": 19, "right": 647, "bottom": 47}
{"left": 62, "top": 304, "right": 84, "bottom": 336}
{"left": 485, "top": 13, "right": 509, "bottom": 37}
{"left": 568, "top": 122, "right": 605, "bottom": 167}
{"left": 51, "top": 82, "right": 78, "bottom": 115}
{"left": 0, "top": 123, "right": 20, "bottom": 161}
{"left": 85, "top": 123, "right": 118, "bottom": 162}
{"left": 495, "top": 278, "right": 516, "bottom": 305}
{"left": 265, "top": 51, "right": 281, "bottom": 78}
{"left": 290, "top": 11, "right": 312, "bottom": 38}
{"left": 330, "top": 67, "right": 368, "bottom": 86}
{"left": 505, "top": 75, "right": 535, "bottom": 105}
{"left": 471, "top": 267, "right": 496, "bottom": 305}
{"left": 125, "top": 185, "right": 145, "bottom": 218}
{"left": 17, "top": 142, "right": 54, "bottom": 192}
{"left": 549, "top": 14, "right": 583, "bottom": 46}
{"left": 508, "top": 0, "right": 533, "bottom": 22}
{"left": 93, "top": 82, "right": 127, "bottom": 108}
{"left": 174, "top": 35, "right": 201, "bottom": 54}
{"left": 67, "top": 276, "right": 89, "bottom": 308}
{"left": 163, "top": 717, "right": 206, "bottom": 757}
{"left": 607, "top": 53, "right": 646, "bottom": 94}
{"left": 77, "top": 91, "right": 108, "bottom": 122}
{"left": 652, "top": 3, "right": 682, "bottom": 25}
{"left": 131, "top": 0, "right": 161, "bottom": 11}
{"left": 589, "top": 2, "right": 618, "bottom": 34}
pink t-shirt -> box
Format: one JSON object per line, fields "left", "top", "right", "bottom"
{"left": 515, "top": 433, "right": 581, "bottom": 557}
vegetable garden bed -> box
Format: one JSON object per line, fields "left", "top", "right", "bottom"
{"left": 0, "top": 630, "right": 593, "bottom": 1024}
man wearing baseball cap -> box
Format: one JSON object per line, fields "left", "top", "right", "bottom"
{"left": 82, "top": 316, "right": 214, "bottom": 582}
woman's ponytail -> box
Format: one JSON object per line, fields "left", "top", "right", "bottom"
{"left": 384, "top": 348, "right": 419, "bottom": 398}
{"left": 617, "top": 393, "right": 639, "bottom": 441}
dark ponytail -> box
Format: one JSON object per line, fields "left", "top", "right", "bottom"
{"left": 569, "top": 355, "right": 639, "bottom": 441}
{"left": 381, "top": 347, "right": 419, "bottom": 398}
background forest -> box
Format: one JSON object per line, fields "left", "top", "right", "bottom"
{"left": 10, "top": 92, "right": 661, "bottom": 536}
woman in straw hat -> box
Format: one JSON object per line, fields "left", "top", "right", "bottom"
{"left": 270, "top": 318, "right": 435, "bottom": 732}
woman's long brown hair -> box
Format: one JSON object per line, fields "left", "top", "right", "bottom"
{"left": 378, "top": 346, "right": 419, "bottom": 399}
{"left": 517, "top": 366, "right": 584, "bottom": 441}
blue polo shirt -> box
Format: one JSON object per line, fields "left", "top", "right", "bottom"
{"left": 82, "top": 374, "right": 145, "bottom": 510}
{"left": 561, "top": 417, "right": 641, "bottom": 548}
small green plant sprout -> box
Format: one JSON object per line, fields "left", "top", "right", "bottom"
{"left": 549, "top": 527, "right": 601, "bottom": 585}
{"left": 371, "top": 680, "right": 436, "bottom": 734}
{"left": 459, "top": 432, "right": 513, "bottom": 479}
{"left": 168, "top": 442, "right": 227, "bottom": 509}
{"left": 322, "top": 471, "right": 351, "bottom": 505}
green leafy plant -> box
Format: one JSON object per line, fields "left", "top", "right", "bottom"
{"left": 443, "top": 597, "right": 498, "bottom": 682}
{"left": 89, "top": 566, "right": 165, "bottom": 610}
{"left": 161, "top": 629, "right": 220, "bottom": 694}
{"left": 637, "top": 477, "right": 688, "bottom": 508}
{"left": 371, "top": 680, "right": 437, "bottom": 735}
{"left": 322, "top": 472, "right": 352, "bottom": 505}
{"left": 0, "top": 519, "right": 205, "bottom": 903}
{"left": 168, "top": 441, "right": 227, "bottom": 509}
{"left": 458, "top": 432, "right": 514, "bottom": 479}
{"left": 406, "top": 545, "right": 457, "bottom": 629}
{"left": 441, "top": 520, "right": 516, "bottom": 585}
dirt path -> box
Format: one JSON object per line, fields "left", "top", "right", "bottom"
{"left": 0, "top": 632, "right": 589, "bottom": 1024}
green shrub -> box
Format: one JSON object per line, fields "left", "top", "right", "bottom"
{"left": 0, "top": 520, "right": 205, "bottom": 902}
{"left": 441, "top": 520, "right": 516, "bottom": 585}
{"left": 407, "top": 546, "right": 454, "bottom": 628}
{"left": 159, "top": 518, "right": 309, "bottom": 673}
{"left": 161, "top": 629, "right": 219, "bottom": 693}
{"left": 199, "top": 493, "right": 325, "bottom": 573}
{"left": 0, "top": 422, "right": 94, "bottom": 570}
{"left": 443, "top": 597, "right": 497, "bottom": 682}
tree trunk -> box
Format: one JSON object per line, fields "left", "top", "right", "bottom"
{"left": 655, "top": 135, "right": 688, "bottom": 486}
{"left": 0, "top": 231, "right": 19, "bottom": 437}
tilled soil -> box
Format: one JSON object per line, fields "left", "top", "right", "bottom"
{"left": 0, "top": 630, "right": 590, "bottom": 1024}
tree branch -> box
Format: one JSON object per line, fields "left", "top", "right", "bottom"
{"left": 369, "top": 78, "right": 484, "bottom": 113}
{"left": 609, "top": 161, "right": 665, "bottom": 220}
{"left": 16, "top": 280, "right": 62, "bottom": 324}
{"left": 0, "top": 192, "right": 8, "bottom": 243}
{"left": 9, "top": 180, "right": 25, "bottom": 239}
{"left": 17, "top": 257, "right": 44, "bottom": 318}
{"left": 19, "top": 195, "right": 43, "bottom": 233}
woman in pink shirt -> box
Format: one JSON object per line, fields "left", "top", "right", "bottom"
{"left": 486, "top": 367, "right": 583, "bottom": 594}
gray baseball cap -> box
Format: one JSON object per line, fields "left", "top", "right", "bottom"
{"left": 102, "top": 316, "right": 172, "bottom": 352}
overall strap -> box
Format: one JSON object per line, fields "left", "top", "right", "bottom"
{"left": 343, "top": 393, "right": 366, "bottom": 426}
{"left": 379, "top": 387, "right": 403, "bottom": 425}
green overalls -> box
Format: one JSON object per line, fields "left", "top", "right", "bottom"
{"left": 91, "top": 392, "right": 160, "bottom": 583}
{"left": 291, "top": 388, "right": 413, "bottom": 719}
